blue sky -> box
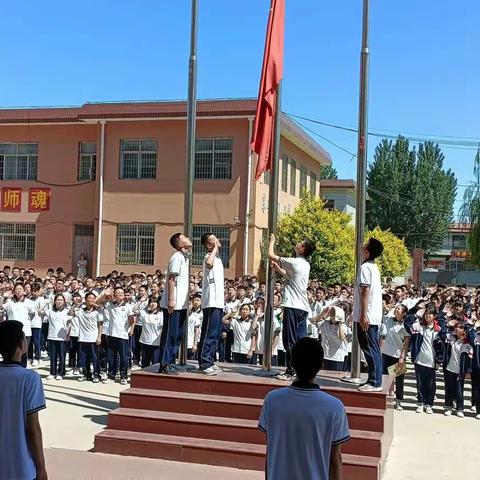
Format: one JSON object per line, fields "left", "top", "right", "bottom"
{"left": 1, "top": 0, "right": 478, "bottom": 216}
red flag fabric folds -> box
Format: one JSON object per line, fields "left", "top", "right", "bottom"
{"left": 251, "top": 0, "right": 285, "bottom": 180}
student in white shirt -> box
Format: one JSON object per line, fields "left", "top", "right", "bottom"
{"left": 268, "top": 233, "right": 316, "bottom": 380}
{"left": 0, "top": 321, "right": 47, "bottom": 480}
{"left": 67, "top": 292, "right": 82, "bottom": 376}
{"left": 76, "top": 292, "right": 103, "bottom": 382}
{"left": 259, "top": 337, "right": 350, "bottom": 480}
{"left": 198, "top": 233, "right": 225, "bottom": 375}
{"left": 29, "top": 285, "right": 47, "bottom": 367}
{"left": 252, "top": 297, "right": 280, "bottom": 366}
{"left": 139, "top": 297, "right": 163, "bottom": 368}
{"left": 273, "top": 293, "right": 284, "bottom": 367}
{"left": 133, "top": 285, "right": 149, "bottom": 367}
{"left": 1, "top": 284, "right": 36, "bottom": 367}
{"left": 45, "top": 294, "right": 72, "bottom": 380}
{"left": 97, "top": 287, "right": 136, "bottom": 385}
{"left": 224, "top": 303, "right": 255, "bottom": 364}
{"left": 380, "top": 304, "right": 411, "bottom": 410}
{"left": 158, "top": 233, "right": 192, "bottom": 375}
{"left": 187, "top": 295, "right": 203, "bottom": 360}
{"left": 353, "top": 238, "right": 384, "bottom": 392}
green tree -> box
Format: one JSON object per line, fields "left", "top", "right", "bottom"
{"left": 276, "top": 194, "right": 355, "bottom": 284}
{"left": 367, "top": 136, "right": 457, "bottom": 253}
{"left": 275, "top": 195, "right": 411, "bottom": 283}
{"left": 366, "top": 227, "right": 411, "bottom": 279}
{"left": 459, "top": 147, "right": 480, "bottom": 267}
{"left": 319, "top": 164, "right": 338, "bottom": 180}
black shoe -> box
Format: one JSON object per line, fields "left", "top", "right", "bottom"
{"left": 159, "top": 364, "right": 179, "bottom": 375}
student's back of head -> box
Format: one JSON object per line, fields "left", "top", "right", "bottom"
{"left": 0, "top": 320, "right": 25, "bottom": 360}
{"left": 291, "top": 337, "right": 324, "bottom": 381}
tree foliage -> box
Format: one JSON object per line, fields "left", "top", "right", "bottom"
{"left": 459, "top": 148, "right": 480, "bottom": 267}
{"left": 319, "top": 164, "right": 338, "bottom": 180}
{"left": 276, "top": 194, "right": 410, "bottom": 283}
{"left": 366, "top": 136, "right": 457, "bottom": 253}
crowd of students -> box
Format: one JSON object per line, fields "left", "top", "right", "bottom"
{"left": 1, "top": 262, "right": 479, "bottom": 419}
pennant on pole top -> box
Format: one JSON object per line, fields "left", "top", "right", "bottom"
{"left": 250, "top": 0, "right": 285, "bottom": 180}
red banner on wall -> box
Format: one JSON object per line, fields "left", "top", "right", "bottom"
{"left": 1, "top": 187, "right": 22, "bottom": 212}
{"left": 28, "top": 188, "right": 50, "bottom": 212}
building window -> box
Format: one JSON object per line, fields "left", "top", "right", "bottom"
{"left": 310, "top": 171, "right": 317, "bottom": 195}
{"left": 0, "top": 143, "right": 38, "bottom": 180}
{"left": 75, "top": 224, "right": 94, "bottom": 236}
{"left": 0, "top": 223, "right": 35, "bottom": 260}
{"left": 192, "top": 225, "right": 230, "bottom": 267}
{"left": 324, "top": 199, "right": 335, "bottom": 211}
{"left": 300, "top": 165, "right": 308, "bottom": 194}
{"left": 451, "top": 234, "right": 466, "bottom": 250}
{"left": 78, "top": 142, "right": 97, "bottom": 181}
{"left": 195, "top": 138, "right": 233, "bottom": 179}
{"left": 116, "top": 224, "right": 155, "bottom": 265}
{"left": 120, "top": 139, "right": 157, "bottom": 179}
{"left": 289, "top": 158, "right": 296, "bottom": 196}
{"left": 281, "top": 155, "right": 288, "bottom": 192}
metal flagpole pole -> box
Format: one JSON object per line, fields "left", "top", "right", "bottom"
{"left": 261, "top": 81, "right": 282, "bottom": 373}
{"left": 344, "top": 0, "right": 370, "bottom": 383}
{"left": 179, "top": 0, "right": 198, "bottom": 367}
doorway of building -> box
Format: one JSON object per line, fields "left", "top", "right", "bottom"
{"left": 73, "top": 224, "right": 94, "bottom": 277}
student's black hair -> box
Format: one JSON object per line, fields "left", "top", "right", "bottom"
{"left": 291, "top": 337, "right": 324, "bottom": 380}
{"left": 84, "top": 291, "right": 97, "bottom": 301}
{"left": 192, "top": 293, "right": 202, "bottom": 300}
{"left": 201, "top": 232, "right": 214, "bottom": 248}
{"left": 170, "top": 233, "right": 183, "bottom": 249}
{"left": 316, "top": 287, "right": 326, "bottom": 294}
{"left": 52, "top": 294, "right": 66, "bottom": 312}
{"left": 365, "top": 238, "right": 384, "bottom": 260}
{"left": 113, "top": 286, "right": 125, "bottom": 294}
{"left": 302, "top": 240, "right": 316, "bottom": 258}
{"left": 0, "top": 320, "right": 25, "bottom": 359}
{"left": 430, "top": 294, "right": 440, "bottom": 303}
{"left": 396, "top": 304, "right": 408, "bottom": 315}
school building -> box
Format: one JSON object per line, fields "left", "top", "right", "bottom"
{"left": 0, "top": 99, "right": 331, "bottom": 278}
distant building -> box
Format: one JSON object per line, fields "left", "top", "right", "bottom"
{"left": 0, "top": 99, "right": 331, "bottom": 277}
{"left": 320, "top": 179, "right": 357, "bottom": 224}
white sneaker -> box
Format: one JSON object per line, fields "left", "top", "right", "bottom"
{"left": 32, "top": 360, "right": 39, "bottom": 367}
{"left": 103, "top": 378, "right": 113, "bottom": 384}
{"left": 394, "top": 402, "right": 403, "bottom": 411}
{"left": 456, "top": 411, "right": 464, "bottom": 418}
{"left": 55, "top": 375, "right": 63, "bottom": 381}
{"left": 358, "top": 384, "right": 383, "bottom": 392}
{"left": 425, "top": 406, "right": 433, "bottom": 414}
{"left": 92, "top": 377, "right": 100, "bottom": 384}
{"left": 73, "top": 369, "right": 80, "bottom": 376}
{"left": 470, "top": 406, "right": 476, "bottom": 412}
{"left": 64, "top": 371, "right": 74, "bottom": 378}
{"left": 416, "top": 405, "right": 424, "bottom": 414}
{"left": 276, "top": 373, "right": 294, "bottom": 381}
{"left": 212, "top": 364, "right": 223, "bottom": 372}
{"left": 202, "top": 366, "right": 219, "bottom": 376}
{"left": 46, "top": 375, "right": 55, "bottom": 380}
{"left": 120, "top": 378, "right": 128, "bottom": 385}
{"left": 476, "top": 414, "right": 480, "bottom": 420}
{"left": 78, "top": 376, "right": 85, "bottom": 382}
{"left": 100, "top": 372, "right": 108, "bottom": 381}
{"left": 444, "top": 409, "right": 452, "bottom": 416}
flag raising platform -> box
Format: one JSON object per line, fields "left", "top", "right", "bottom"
{"left": 94, "top": 364, "right": 394, "bottom": 480}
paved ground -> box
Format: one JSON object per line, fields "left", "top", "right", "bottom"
{"left": 36, "top": 364, "right": 479, "bottom": 479}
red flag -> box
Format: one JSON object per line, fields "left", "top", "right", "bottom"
{"left": 251, "top": 0, "right": 285, "bottom": 180}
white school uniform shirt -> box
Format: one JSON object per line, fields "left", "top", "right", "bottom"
{"left": 412, "top": 323, "right": 436, "bottom": 368}
{"left": 307, "top": 303, "right": 319, "bottom": 338}
{"left": 69, "top": 306, "right": 82, "bottom": 337}
{"left": 3, "top": 298, "right": 35, "bottom": 337}
{"left": 31, "top": 297, "right": 48, "bottom": 329}
{"left": 353, "top": 261, "right": 383, "bottom": 326}
{"left": 318, "top": 321, "right": 348, "bottom": 362}
{"left": 187, "top": 310, "right": 203, "bottom": 349}
{"left": 254, "top": 315, "right": 281, "bottom": 355}
{"left": 278, "top": 256, "right": 311, "bottom": 313}
{"left": 231, "top": 317, "right": 254, "bottom": 354}
{"left": 134, "top": 298, "right": 149, "bottom": 326}
{"left": 202, "top": 253, "right": 225, "bottom": 309}
{"left": 78, "top": 308, "right": 103, "bottom": 343}
{"left": 103, "top": 301, "right": 135, "bottom": 340}
{"left": 446, "top": 335, "right": 472, "bottom": 374}
{"left": 380, "top": 316, "right": 411, "bottom": 359}
{"left": 259, "top": 384, "right": 350, "bottom": 480}
{"left": 46, "top": 308, "right": 71, "bottom": 341}
{"left": 160, "top": 251, "right": 190, "bottom": 311}
{"left": 225, "top": 298, "right": 240, "bottom": 314}
{"left": 274, "top": 308, "right": 285, "bottom": 352}
{"left": 139, "top": 310, "right": 163, "bottom": 346}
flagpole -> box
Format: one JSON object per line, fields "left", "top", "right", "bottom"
{"left": 179, "top": 0, "right": 198, "bottom": 367}
{"left": 344, "top": 0, "right": 370, "bottom": 383}
{"left": 261, "top": 81, "right": 282, "bottom": 372}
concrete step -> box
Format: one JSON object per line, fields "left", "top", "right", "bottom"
{"left": 94, "top": 429, "right": 381, "bottom": 480}
{"left": 120, "top": 387, "right": 387, "bottom": 432}
{"left": 107, "top": 407, "right": 383, "bottom": 458}
{"left": 130, "top": 368, "right": 391, "bottom": 410}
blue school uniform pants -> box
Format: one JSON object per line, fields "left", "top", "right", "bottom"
{"left": 158, "top": 308, "right": 187, "bottom": 371}
{"left": 198, "top": 307, "right": 223, "bottom": 370}
{"left": 107, "top": 336, "right": 129, "bottom": 380}
{"left": 80, "top": 342, "right": 100, "bottom": 379}
{"left": 444, "top": 368, "right": 465, "bottom": 412}
{"left": 282, "top": 307, "right": 308, "bottom": 376}
{"left": 141, "top": 344, "right": 160, "bottom": 368}
{"left": 49, "top": 340, "right": 66, "bottom": 376}
{"left": 357, "top": 324, "right": 382, "bottom": 387}
{"left": 414, "top": 363, "right": 436, "bottom": 407}
{"left": 29, "top": 328, "right": 42, "bottom": 361}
